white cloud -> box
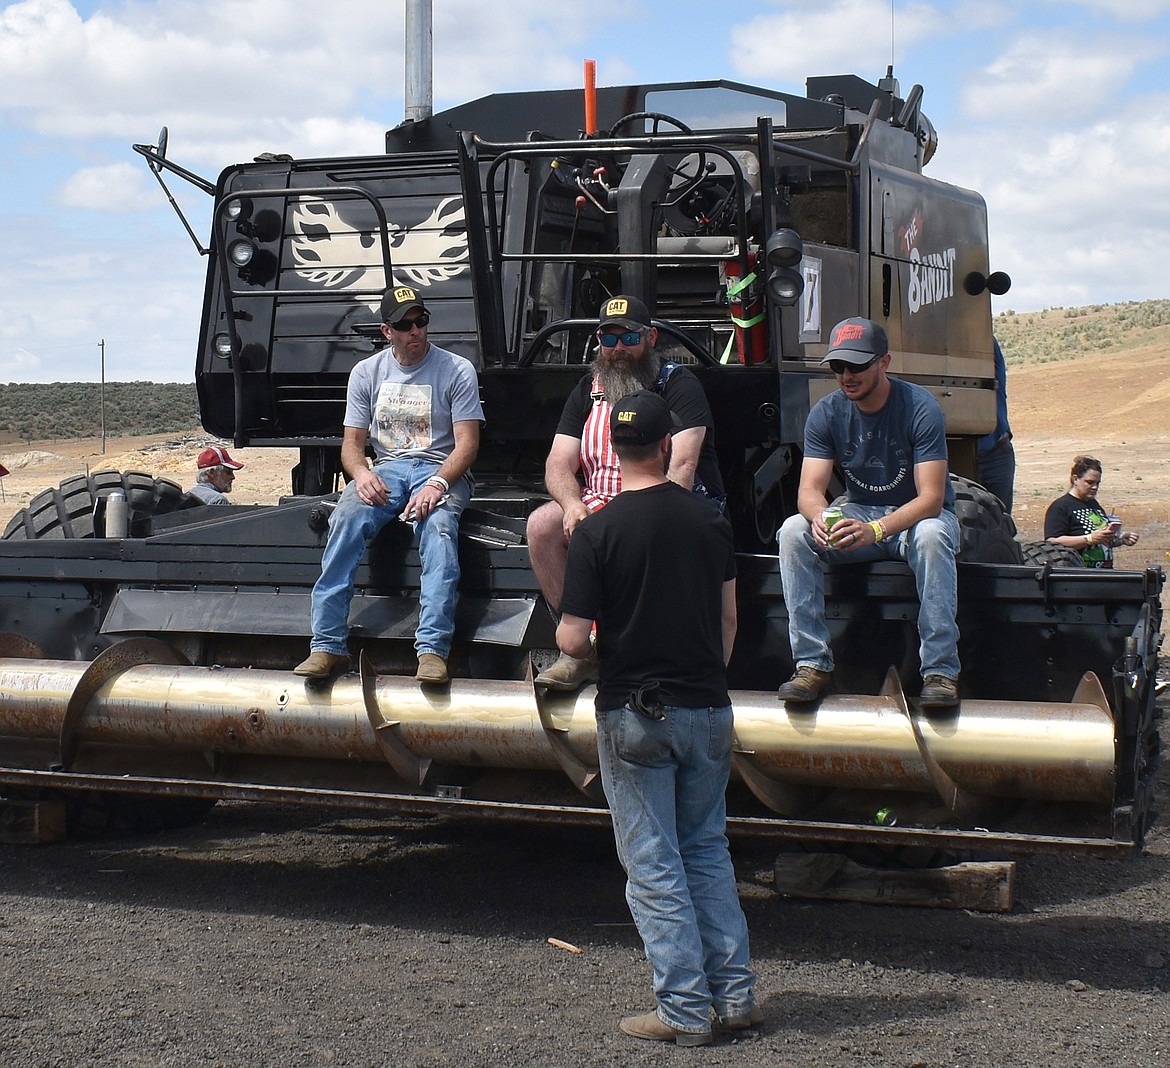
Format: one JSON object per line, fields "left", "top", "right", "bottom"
{"left": 0, "top": 0, "right": 629, "bottom": 166}
{"left": 935, "top": 90, "right": 1170, "bottom": 311}
{"left": 1045, "top": 0, "right": 1170, "bottom": 21}
{"left": 0, "top": 347, "right": 44, "bottom": 381}
{"left": 727, "top": 0, "right": 958, "bottom": 84}
{"left": 55, "top": 161, "right": 150, "bottom": 212}
{"left": 962, "top": 32, "right": 1160, "bottom": 124}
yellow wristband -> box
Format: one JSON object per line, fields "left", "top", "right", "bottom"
{"left": 869, "top": 520, "right": 885, "bottom": 543}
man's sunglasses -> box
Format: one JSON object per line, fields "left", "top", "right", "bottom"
{"left": 828, "top": 355, "right": 881, "bottom": 375}
{"left": 389, "top": 312, "right": 431, "bottom": 331}
{"left": 598, "top": 330, "right": 645, "bottom": 347}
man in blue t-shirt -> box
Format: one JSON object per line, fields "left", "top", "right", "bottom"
{"left": 776, "top": 317, "right": 961, "bottom": 709}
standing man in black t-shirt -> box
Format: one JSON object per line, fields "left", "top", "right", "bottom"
{"left": 557, "top": 391, "right": 756, "bottom": 1048}
{"left": 529, "top": 294, "right": 723, "bottom": 692}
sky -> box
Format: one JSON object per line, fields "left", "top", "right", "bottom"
{"left": 2, "top": 0, "right": 1169, "bottom": 383}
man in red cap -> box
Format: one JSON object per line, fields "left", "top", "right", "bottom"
{"left": 187, "top": 445, "right": 245, "bottom": 505}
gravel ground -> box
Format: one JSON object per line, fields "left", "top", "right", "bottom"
{"left": 3, "top": 705, "right": 1169, "bottom": 1068}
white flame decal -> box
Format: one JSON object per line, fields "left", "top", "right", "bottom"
{"left": 289, "top": 195, "right": 468, "bottom": 290}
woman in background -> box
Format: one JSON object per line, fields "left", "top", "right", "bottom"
{"left": 1044, "top": 454, "right": 1140, "bottom": 568}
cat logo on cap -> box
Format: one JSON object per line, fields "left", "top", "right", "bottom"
{"left": 617, "top": 410, "right": 636, "bottom": 423}
{"left": 604, "top": 297, "right": 629, "bottom": 318}
{"left": 394, "top": 286, "right": 419, "bottom": 304}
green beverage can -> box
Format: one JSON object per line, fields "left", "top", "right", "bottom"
{"left": 822, "top": 507, "right": 845, "bottom": 545}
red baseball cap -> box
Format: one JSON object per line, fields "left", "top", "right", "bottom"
{"left": 197, "top": 446, "right": 244, "bottom": 470}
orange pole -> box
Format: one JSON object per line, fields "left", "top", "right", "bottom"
{"left": 583, "top": 59, "right": 597, "bottom": 135}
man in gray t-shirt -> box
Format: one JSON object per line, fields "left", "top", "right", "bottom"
{"left": 776, "top": 317, "right": 961, "bottom": 710}
{"left": 294, "top": 286, "right": 484, "bottom": 685}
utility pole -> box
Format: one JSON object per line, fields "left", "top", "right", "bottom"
{"left": 99, "top": 338, "right": 106, "bottom": 454}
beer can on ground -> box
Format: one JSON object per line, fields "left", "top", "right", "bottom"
{"left": 822, "top": 507, "right": 845, "bottom": 546}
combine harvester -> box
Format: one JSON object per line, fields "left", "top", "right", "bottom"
{"left": 0, "top": 7, "right": 1161, "bottom": 872}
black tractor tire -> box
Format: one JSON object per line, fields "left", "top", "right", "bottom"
{"left": 1019, "top": 541, "right": 1087, "bottom": 568}
{"left": 951, "top": 474, "right": 1024, "bottom": 564}
{"left": 1, "top": 470, "right": 184, "bottom": 540}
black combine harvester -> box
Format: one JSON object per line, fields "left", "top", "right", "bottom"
{"left": 0, "top": 66, "right": 1161, "bottom": 861}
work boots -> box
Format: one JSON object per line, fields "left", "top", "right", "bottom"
{"left": 919, "top": 675, "right": 960, "bottom": 709}
{"left": 535, "top": 651, "right": 599, "bottom": 691}
{"left": 717, "top": 1005, "right": 763, "bottom": 1032}
{"left": 293, "top": 651, "right": 349, "bottom": 679}
{"left": 415, "top": 653, "right": 449, "bottom": 685}
{"left": 619, "top": 1011, "right": 711, "bottom": 1047}
{"left": 777, "top": 665, "right": 831, "bottom": 703}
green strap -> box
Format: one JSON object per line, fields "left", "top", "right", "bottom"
{"left": 730, "top": 310, "right": 766, "bottom": 328}
{"left": 724, "top": 270, "right": 757, "bottom": 299}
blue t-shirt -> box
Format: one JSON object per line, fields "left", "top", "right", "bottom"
{"left": 804, "top": 376, "right": 954, "bottom": 510}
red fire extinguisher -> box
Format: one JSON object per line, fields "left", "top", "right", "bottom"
{"left": 722, "top": 253, "right": 767, "bottom": 364}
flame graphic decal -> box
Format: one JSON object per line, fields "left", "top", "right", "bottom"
{"left": 290, "top": 195, "right": 468, "bottom": 290}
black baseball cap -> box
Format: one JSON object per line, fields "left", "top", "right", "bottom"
{"left": 598, "top": 294, "right": 652, "bottom": 331}
{"left": 380, "top": 285, "right": 427, "bottom": 325}
{"left": 819, "top": 317, "right": 889, "bottom": 366}
{"left": 609, "top": 390, "right": 679, "bottom": 446}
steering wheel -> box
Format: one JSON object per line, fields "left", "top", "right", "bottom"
{"left": 605, "top": 111, "right": 710, "bottom": 206}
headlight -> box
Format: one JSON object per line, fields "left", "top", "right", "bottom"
{"left": 224, "top": 196, "right": 253, "bottom": 222}
{"left": 213, "top": 333, "right": 234, "bottom": 358}
{"left": 229, "top": 240, "right": 256, "bottom": 267}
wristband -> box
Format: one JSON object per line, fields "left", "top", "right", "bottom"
{"left": 869, "top": 520, "right": 885, "bottom": 543}
{"left": 427, "top": 475, "right": 450, "bottom": 493}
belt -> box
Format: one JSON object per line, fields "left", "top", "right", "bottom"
{"left": 979, "top": 430, "right": 1013, "bottom": 454}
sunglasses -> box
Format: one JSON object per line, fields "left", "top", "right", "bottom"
{"left": 389, "top": 312, "right": 431, "bottom": 332}
{"left": 598, "top": 330, "right": 645, "bottom": 347}
{"left": 829, "top": 355, "right": 880, "bottom": 375}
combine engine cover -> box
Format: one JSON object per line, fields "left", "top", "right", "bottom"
{"left": 0, "top": 74, "right": 1162, "bottom": 860}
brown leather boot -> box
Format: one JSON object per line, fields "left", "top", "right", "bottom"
{"left": 292, "top": 651, "right": 349, "bottom": 679}
{"left": 920, "top": 674, "right": 959, "bottom": 709}
{"left": 619, "top": 1011, "right": 711, "bottom": 1047}
{"left": 777, "top": 665, "right": 831, "bottom": 703}
{"left": 534, "top": 652, "right": 599, "bottom": 691}
{"left": 415, "top": 653, "right": 449, "bottom": 685}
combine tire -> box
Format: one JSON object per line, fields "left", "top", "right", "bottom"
{"left": 2, "top": 470, "right": 184, "bottom": 540}
{"left": 1020, "top": 542, "right": 1086, "bottom": 568}
{"left": 951, "top": 475, "right": 1024, "bottom": 564}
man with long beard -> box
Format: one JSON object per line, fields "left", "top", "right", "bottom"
{"left": 527, "top": 294, "right": 723, "bottom": 691}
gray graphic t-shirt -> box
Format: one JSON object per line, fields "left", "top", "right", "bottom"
{"left": 344, "top": 343, "right": 483, "bottom": 468}
{"left": 804, "top": 376, "right": 954, "bottom": 509}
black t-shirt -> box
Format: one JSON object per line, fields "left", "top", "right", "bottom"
{"left": 1044, "top": 492, "right": 1114, "bottom": 568}
{"left": 560, "top": 481, "right": 736, "bottom": 710}
{"left": 556, "top": 366, "right": 724, "bottom": 499}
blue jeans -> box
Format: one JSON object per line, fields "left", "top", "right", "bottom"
{"left": 976, "top": 438, "right": 1016, "bottom": 513}
{"left": 309, "top": 458, "right": 469, "bottom": 659}
{"left": 777, "top": 505, "right": 961, "bottom": 681}
{"left": 596, "top": 703, "right": 755, "bottom": 1035}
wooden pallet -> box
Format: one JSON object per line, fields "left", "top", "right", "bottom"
{"left": 773, "top": 852, "right": 1016, "bottom": 912}
{"left": 0, "top": 799, "right": 67, "bottom": 844}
